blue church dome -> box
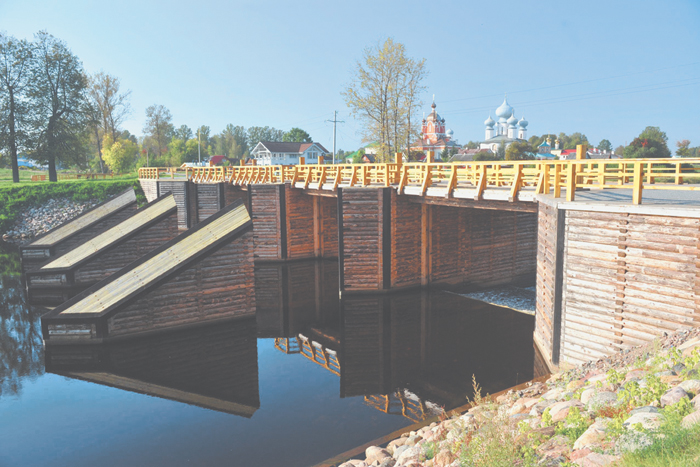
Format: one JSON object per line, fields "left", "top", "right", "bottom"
{"left": 495, "top": 96, "right": 513, "bottom": 120}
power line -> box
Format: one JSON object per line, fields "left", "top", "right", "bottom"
{"left": 440, "top": 61, "right": 700, "bottom": 105}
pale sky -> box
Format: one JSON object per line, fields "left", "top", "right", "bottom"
{"left": 2, "top": 0, "right": 699, "bottom": 153}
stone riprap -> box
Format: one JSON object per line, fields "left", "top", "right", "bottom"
{"left": 340, "top": 328, "right": 700, "bottom": 467}
{"left": 2, "top": 197, "right": 99, "bottom": 243}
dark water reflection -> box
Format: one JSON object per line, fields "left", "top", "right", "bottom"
{"left": 0, "top": 241, "right": 541, "bottom": 467}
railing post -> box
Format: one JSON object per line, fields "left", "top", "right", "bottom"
{"left": 554, "top": 164, "right": 562, "bottom": 198}
{"left": 426, "top": 151, "right": 434, "bottom": 163}
{"left": 543, "top": 163, "right": 550, "bottom": 194}
{"left": 565, "top": 162, "right": 576, "bottom": 202}
{"left": 575, "top": 144, "right": 587, "bottom": 160}
{"left": 632, "top": 161, "right": 643, "bottom": 204}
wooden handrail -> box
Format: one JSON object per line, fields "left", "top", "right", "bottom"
{"left": 139, "top": 158, "right": 700, "bottom": 205}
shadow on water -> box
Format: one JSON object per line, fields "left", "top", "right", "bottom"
{"left": 0, "top": 240, "right": 544, "bottom": 467}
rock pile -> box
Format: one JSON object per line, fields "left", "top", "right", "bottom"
{"left": 341, "top": 327, "right": 700, "bottom": 467}
{"left": 2, "top": 198, "right": 99, "bottom": 243}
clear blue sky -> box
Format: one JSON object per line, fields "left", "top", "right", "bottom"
{"left": 2, "top": 0, "right": 699, "bottom": 153}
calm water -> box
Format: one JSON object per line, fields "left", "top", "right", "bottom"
{"left": 0, "top": 241, "right": 538, "bottom": 467}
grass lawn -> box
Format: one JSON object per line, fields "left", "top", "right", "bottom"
{"left": 0, "top": 168, "right": 139, "bottom": 185}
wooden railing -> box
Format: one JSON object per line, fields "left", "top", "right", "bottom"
{"left": 139, "top": 159, "right": 700, "bottom": 205}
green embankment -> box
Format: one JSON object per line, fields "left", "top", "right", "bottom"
{"left": 0, "top": 177, "right": 144, "bottom": 234}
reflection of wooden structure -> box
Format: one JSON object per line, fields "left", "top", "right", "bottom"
{"left": 255, "top": 260, "right": 339, "bottom": 338}
{"left": 298, "top": 334, "right": 340, "bottom": 376}
{"left": 341, "top": 290, "right": 539, "bottom": 409}
{"left": 274, "top": 337, "right": 300, "bottom": 354}
{"left": 364, "top": 390, "right": 432, "bottom": 424}
{"left": 45, "top": 318, "right": 259, "bottom": 417}
{"left": 20, "top": 189, "right": 138, "bottom": 271}
{"left": 41, "top": 200, "right": 254, "bottom": 342}
{"left": 26, "top": 193, "right": 179, "bottom": 305}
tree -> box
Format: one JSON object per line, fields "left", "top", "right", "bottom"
{"left": 505, "top": 141, "right": 535, "bottom": 161}
{"left": 353, "top": 148, "right": 365, "bottom": 164}
{"left": 0, "top": 33, "right": 32, "bottom": 183}
{"left": 496, "top": 143, "right": 506, "bottom": 160}
{"left": 676, "top": 140, "right": 691, "bottom": 158}
{"left": 464, "top": 141, "right": 479, "bottom": 150}
{"left": 440, "top": 147, "right": 458, "bottom": 161}
{"left": 597, "top": 139, "right": 612, "bottom": 151}
{"left": 102, "top": 135, "right": 138, "bottom": 174}
{"left": 88, "top": 72, "right": 131, "bottom": 143}
{"left": 342, "top": 38, "right": 427, "bottom": 161}
{"left": 283, "top": 127, "right": 312, "bottom": 142}
{"left": 143, "top": 104, "right": 173, "bottom": 157}
{"left": 561, "top": 132, "right": 588, "bottom": 150}
{"left": 28, "top": 31, "right": 90, "bottom": 181}
{"left": 247, "top": 126, "right": 283, "bottom": 151}
{"left": 174, "top": 125, "right": 192, "bottom": 141}
{"left": 614, "top": 145, "right": 625, "bottom": 155}
{"left": 623, "top": 126, "right": 671, "bottom": 159}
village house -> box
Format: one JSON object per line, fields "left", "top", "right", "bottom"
{"left": 250, "top": 141, "right": 330, "bottom": 166}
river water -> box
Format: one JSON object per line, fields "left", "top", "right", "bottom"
{"left": 0, "top": 240, "right": 539, "bottom": 467}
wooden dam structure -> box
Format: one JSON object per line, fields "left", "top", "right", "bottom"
{"left": 34, "top": 151, "right": 700, "bottom": 373}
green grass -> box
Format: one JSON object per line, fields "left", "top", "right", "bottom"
{"left": 618, "top": 425, "right": 700, "bottom": 467}
{"left": 0, "top": 167, "right": 139, "bottom": 184}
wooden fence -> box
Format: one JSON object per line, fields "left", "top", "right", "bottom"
{"left": 139, "top": 158, "right": 700, "bottom": 205}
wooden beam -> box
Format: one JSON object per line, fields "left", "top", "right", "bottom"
{"left": 551, "top": 208, "right": 566, "bottom": 365}
{"left": 632, "top": 162, "right": 643, "bottom": 205}
{"left": 566, "top": 163, "right": 577, "bottom": 202}
{"left": 421, "top": 204, "right": 431, "bottom": 286}
{"left": 474, "top": 165, "right": 487, "bottom": 200}
{"left": 407, "top": 196, "right": 538, "bottom": 213}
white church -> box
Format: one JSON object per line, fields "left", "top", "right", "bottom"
{"left": 479, "top": 96, "right": 529, "bottom": 152}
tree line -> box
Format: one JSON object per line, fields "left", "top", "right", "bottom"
{"left": 0, "top": 31, "right": 314, "bottom": 182}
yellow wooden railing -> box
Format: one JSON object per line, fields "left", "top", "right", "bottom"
{"left": 139, "top": 158, "right": 700, "bottom": 205}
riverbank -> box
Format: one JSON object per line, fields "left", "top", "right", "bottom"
{"left": 0, "top": 180, "right": 139, "bottom": 242}
{"left": 339, "top": 327, "right": 700, "bottom": 467}
{"left": 2, "top": 197, "right": 99, "bottom": 242}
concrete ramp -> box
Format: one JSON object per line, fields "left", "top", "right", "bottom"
{"left": 20, "top": 189, "right": 138, "bottom": 270}
{"left": 41, "top": 199, "right": 254, "bottom": 343}
{"left": 26, "top": 193, "right": 179, "bottom": 304}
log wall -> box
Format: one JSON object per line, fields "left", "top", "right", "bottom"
{"left": 195, "top": 184, "right": 224, "bottom": 224}
{"left": 140, "top": 180, "right": 158, "bottom": 202}
{"left": 535, "top": 201, "right": 700, "bottom": 368}
{"left": 74, "top": 211, "right": 179, "bottom": 285}
{"left": 250, "top": 184, "right": 285, "bottom": 260}
{"left": 107, "top": 231, "right": 255, "bottom": 337}
{"left": 285, "top": 185, "right": 315, "bottom": 259}
{"left": 158, "top": 181, "right": 190, "bottom": 229}
{"left": 338, "top": 188, "right": 391, "bottom": 292}
{"left": 535, "top": 201, "right": 559, "bottom": 365}
{"left": 391, "top": 193, "right": 422, "bottom": 289}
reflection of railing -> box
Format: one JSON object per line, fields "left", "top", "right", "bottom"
{"left": 297, "top": 334, "right": 340, "bottom": 376}
{"left": 274, "top": 337, "right": 301, "bottom": 354}
{"left": 140, "top": 157, "right": 700, "bottom": 205}
{"left": 364, "top": 390, "right": 438, "bottom": 424}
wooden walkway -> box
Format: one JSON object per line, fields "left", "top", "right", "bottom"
{"left": 140, "top": 156, "right": 700, "bottom": 206}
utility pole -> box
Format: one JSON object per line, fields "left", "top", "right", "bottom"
{"left": 326, "top": 111, "right": 344, "bottom": 164}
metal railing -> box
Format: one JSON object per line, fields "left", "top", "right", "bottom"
{"left": 138, "top": 158, "right": 700, "bottom": 205}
